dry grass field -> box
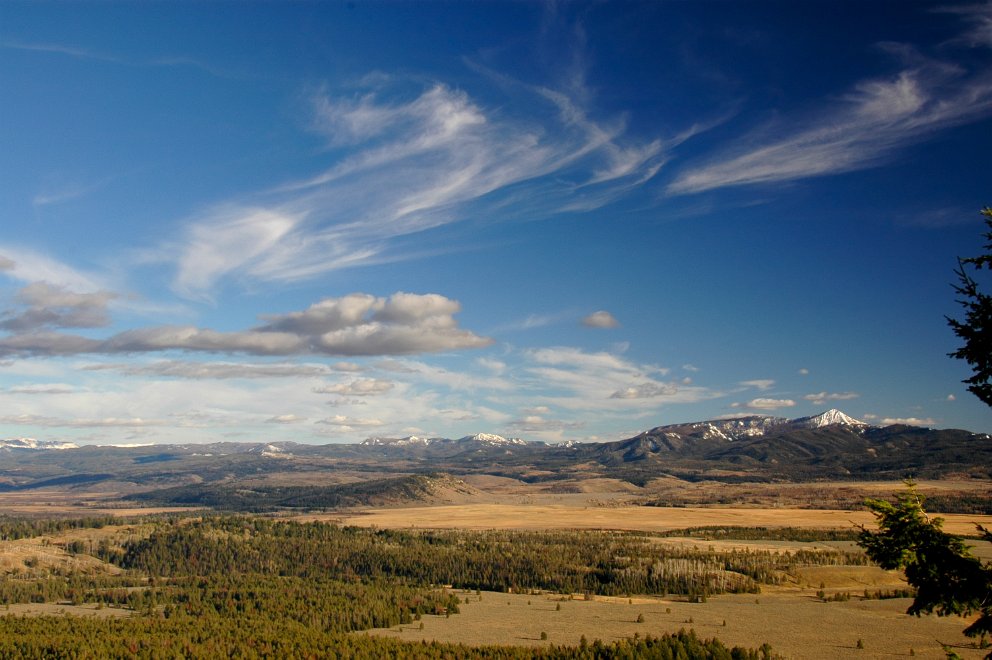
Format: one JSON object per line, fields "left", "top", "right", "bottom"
{"left": 332, "top": 503, "right": 992, "bottom": 537}
{"left": 368, "top": 588, "right": 985, "bottom": 659}
{"left": 1, "top": 602, "right": 132, "bottom": 619}
{"left": 0, "top": 490, "right": 195, "bottom": 517}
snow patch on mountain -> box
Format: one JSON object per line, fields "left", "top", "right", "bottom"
{"left": 0, "top": 437, "right": 79, "bottom": 450}
{"left": 362, "top": 436, "right": 438, "bottom": 447}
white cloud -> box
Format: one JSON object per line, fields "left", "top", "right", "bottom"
{"left": 798, "top": 368, "right": 810, "bottom": 376}
{"left": 524, "top": 346, "right": 712, "bottom": 411}
{"left": 173, "top": 207, "right": 300, "bottom": 300}
{"left": 804, "top": 391, "right": 860, "bottom": 405}
{"left": 83, "top": 360, "right": 338, "bottom": 379}
{"left": 880, "top": 416, "right": 936, "bottom": 427}
{"left": 0, "top": 292, "right": 491, "bottom": 358}
{"left": 947, "top": 394, "right": 957, "bottom": 401}
{"left": 0, "top": 248, "right": 105, "bottom": 292}
{"left": 740, "top": 379, "right": 775, "bottom": 391}
{"left": 316, "top": 414, "right": 384, "bottom": 429}
{"left": 581, "top": 310, "right": 620, "bottom": 328}
{"left": 668, "top": 48, "right": 992, "bottom": 194}
{"left": 745, "top": 398, "right": 796, "bottom": 410}
{"left": 610, "top": 383, "right": 679, "bottom": 399}
{"left": 313, "top": 379, "right": 395, "bottom": 396}
{"left": 266, "top": 414, "right": 306, "bottom": 424}
{"left": 507, "top": 414, "right": 583, "bottom": 435}
{"left": 0, "top": 414, "right": 161, "bottom": 428}
{"left": 163, "top": 73, "right": 666, "bottom": 297}
{"left": 0, "top": 283, "right": 116, "bottom": 332}
{"left": 4, "top": 383, "right": 75, "bottom": 395}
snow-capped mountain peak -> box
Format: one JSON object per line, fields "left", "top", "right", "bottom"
{"left": 460, "top": 433, "right": 528, "bottom": 446}
{"left": 791, "top": 409, "right": 866, "bottom": 429}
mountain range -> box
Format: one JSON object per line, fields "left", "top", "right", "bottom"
{"left": 1, "top": 410, "right": 990, "bottom": 493}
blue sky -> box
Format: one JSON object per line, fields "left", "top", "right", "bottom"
{"left": 1, "top": 1, "right": 991, "bottom": 445}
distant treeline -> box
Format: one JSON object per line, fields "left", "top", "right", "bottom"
{"left": 653, "top": 527, "right": 862, "bottom": 542}
{"left": 0, "top": 515, "right": 116, "bottom": 541}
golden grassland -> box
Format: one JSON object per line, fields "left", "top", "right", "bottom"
{"left": 368, "top": 587, "right": 984, "bottom": 659}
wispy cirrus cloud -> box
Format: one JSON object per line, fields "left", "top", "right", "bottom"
{"left": 0, "top": 249, "right": 106, "bottom": 292}
{"left": 82, "top": 360, "right": 353, "bottom": 379}
{"left": 668, "top": 33, "right": 992, "bottom": 194}
{"left": 168, "top": 74, "right": 666, "bottom": 297}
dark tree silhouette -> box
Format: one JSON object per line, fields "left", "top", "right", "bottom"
{"left": 947, "top": 207, "right": 992, "bottom": 407}
{"left": 858, "top": 485, "right": 992, "bottom": 657}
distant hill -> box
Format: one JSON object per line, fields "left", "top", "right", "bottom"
{"left": 132, "top": 473, "right": 478, "bottom": 511}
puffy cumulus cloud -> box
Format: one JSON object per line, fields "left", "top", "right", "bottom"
{"left": 83, "top": 360, "right": 338, "bottom": 379}
{"left": 798, "top": 368, "right": 810, "bottom": 375}
{"left": 740, "top": 379, "right": 775, "bottom": 391}
{"left": 804, "top": 391, "right": 860, "bottom": 405}
{"left": 0, "top": 283, "right": 116, "bottom": 332}
{"left": 581, "top": 311, "right": 620, "bottom": 329}
{"left": 745, "top": 398, "right": 796, "bottom": 410}
{"left": 880, "top": 416, "right": 936, "bottom": 427}
{"left": 0, "top": 292, "right": 491, "bottom": 358}
{"left": 947, "top": 394, "right": 957, "bottom": 401}
{"left": 255, "top": 292, "right": 491, "bottom": 356}
{"left": 0, "top": 255, "right": 13, "bottom": 271}
{"left": 312, "top": 379, "right": 394, "bottom": 396}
